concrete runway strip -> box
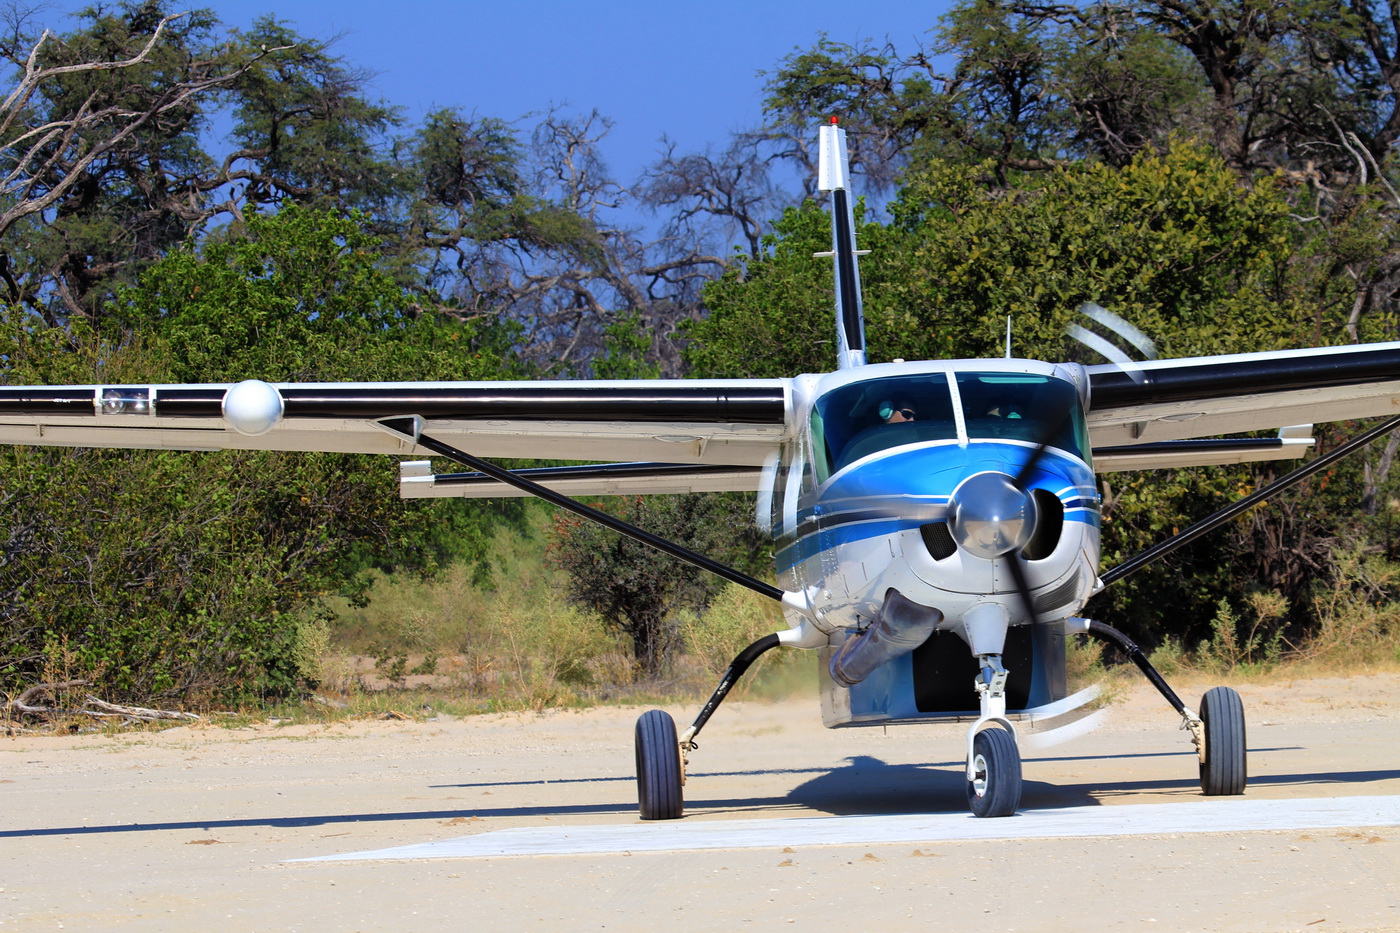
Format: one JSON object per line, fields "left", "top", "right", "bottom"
{"left": 301, "top": 794, "right": 1400, "bottom": 861}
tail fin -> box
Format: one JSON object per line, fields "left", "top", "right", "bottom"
{"left": 818, "top": 119, "right": 867, "bottom": 369}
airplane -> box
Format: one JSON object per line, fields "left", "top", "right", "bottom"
{"left": 5, "top": 120, "right": 1400, "bottom": 820}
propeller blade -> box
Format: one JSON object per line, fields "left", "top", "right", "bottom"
{"left": 1003, "top": 544, "right": 1044, "bottom": 629}
{"left": 1013, "top": 405, "right": 1074, "bottom": 490}
{"left": 1003, "top": 371, "right": 1088, "bottom": 625}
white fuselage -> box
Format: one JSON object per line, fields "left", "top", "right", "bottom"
{"left": 763, "top": 359, "right": 1103, "bottom": 653}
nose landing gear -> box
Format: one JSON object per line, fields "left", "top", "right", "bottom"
{"left": 965, "top": 653, "right": 1022, "bottom": 817}
{"left": 967, "top": 726, "right": 1022, "bottom": 817}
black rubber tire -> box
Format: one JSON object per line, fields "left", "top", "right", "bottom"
{"left": 635, "top": 709, "right": 683, "bottom": 820}
{"left": 1199, "top": 686, "right": 1247, "bottom": 795}
{"left": 966, "top": 727, "right": 1022, "bottom": 818}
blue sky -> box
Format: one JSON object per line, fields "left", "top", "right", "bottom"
{"left": 183, "top": 0, "right": 952, "bottom": 186}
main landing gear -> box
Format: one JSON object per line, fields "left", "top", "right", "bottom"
{"left": 633, "top": 633, "right": 782, "bottom": 820}
{"left": 961, "top": 620, "right": 1247, "bottom": 818}
{"left": 635, "top": 709, "right": 683, "bottom": 821}
{"left": 1198, "top": 684, "right": 1247, "bottom": 795}
{"left": 1078, "top": 619, "right": 1248, "bottom": 797}
{"left": 635, "top": 620, "right": 1248, "bottom": 821}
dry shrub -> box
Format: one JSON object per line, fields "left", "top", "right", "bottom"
{"left": 1139, "top": 548, "right": 1400, "bottom": 680}
{"left": 323, "top": 514, "right": 829, "bottom": 710}
{"left": 1304, "top": 548, "right": 1400, "bottom": 668}
{"left": 324, "top": 514, "right": 632, "bottom": 709}
{"left": 679, "top": 583, "right": 812, "bottom": 698}
{"left": 1065, "top": 634, "right": 1107, "bottom": 688}
{"left": 1193, "top": 592, "right": 1289, "bottom": 675}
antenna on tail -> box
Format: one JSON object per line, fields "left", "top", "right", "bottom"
{"left": 817, "top": 118, "right": 867, "bottom": 369}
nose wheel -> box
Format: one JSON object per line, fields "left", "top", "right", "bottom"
{"left": 965, "top": 654, "right": 1022, "bottom": 817}
{"left": 966, "top": 726, "right": 1022, "bottom": 817}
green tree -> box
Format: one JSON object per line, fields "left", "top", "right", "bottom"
{"left": 0, "top": 2, "right": 258, "bottom": 320}
{"left": 0, "top": 206, "right": 526, "bottom": 703}
{"left": 691, "top": 142, "right": 1328, "bottom": 644}
{"left": 224, "top": 16, "right": 406, "bottom": 214}
{"left": 549, "top": 494, "right": 769, "bottom": 677}
{"left": 762, "top": 1, "right": 1400, "bottom": 185}
{"left": 687, "top": 198, "right": 882, "bottom": 378}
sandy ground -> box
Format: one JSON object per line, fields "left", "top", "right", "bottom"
{"left": 3, "top": 672, "right": 1399, "bottom": 932}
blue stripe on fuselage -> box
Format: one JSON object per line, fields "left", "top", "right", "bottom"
{"left": 775, "top": 440, "right": 1097, "bottom": 573}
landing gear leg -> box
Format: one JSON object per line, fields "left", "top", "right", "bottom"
{"left": 964, "top": 655, "right": 1022, "bottom": 818}
{"left": 1075, "top": 618, "right": 1247, "bottom": 796}
{"left": 632, "top": 632, "right": 782, "bottom": 821}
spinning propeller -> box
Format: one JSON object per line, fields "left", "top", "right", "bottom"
{"left": 955, "top": 302, "right": 1160, "bottom": 633}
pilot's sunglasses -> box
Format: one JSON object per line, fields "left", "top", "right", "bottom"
{"left": 897, "top": 409, "right": 916, "bottom": 420}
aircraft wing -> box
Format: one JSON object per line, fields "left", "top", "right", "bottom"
{"left": 0, "top": 378, "right": 792, "bottom": 469}
{"left": 1085, "top": 342, "right": 1400, "bottom": 459}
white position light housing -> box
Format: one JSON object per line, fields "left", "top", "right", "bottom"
{"left": 222, "top": 379, "right": 285, "bottom": 436}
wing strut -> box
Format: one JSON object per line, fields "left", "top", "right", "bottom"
{"left": 382, "top": 420, "right": 798, "bottom": 801}
{"left": 380, "top": 420, "right": 784, "bottom": 602}
{"left": 1099, "top": 412, "right": 1400, "bottom": 586}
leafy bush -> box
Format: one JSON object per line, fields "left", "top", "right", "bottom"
{"left": 0, "top": 207, "right": 525, "bottom": 705}
{"left": 549, "top": 493, "right": 771, "bottom": 677}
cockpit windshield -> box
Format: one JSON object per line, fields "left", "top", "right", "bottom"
{"left": 810, "top": 374, "right": 958, "bottom": 480}
{"left": 809, "top": 370, "right": 1088, "bottom": 482}
{"left": 955, "top": 372, "right": 1087, "bottom": 457}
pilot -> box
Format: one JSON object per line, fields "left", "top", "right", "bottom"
{"left": 986, "top": 403, "right": 1023, "bottom": 420}
{"left": 880, "top": 399, "right": 917, "bottom": 424}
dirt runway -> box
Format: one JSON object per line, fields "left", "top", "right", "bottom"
{"left": 4, "top": 672, "right": 1399, "bottom": 931}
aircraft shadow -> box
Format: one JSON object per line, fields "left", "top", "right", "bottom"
{"left": 428, "top": 746, "right": 1240, "bottom": 791}
{"left": 0, "top": 801, "right": 640, "bottom": 839}
{"left": 731, "top": 755, "right": 1086, "bottom": 816}
{"left": 697, "top": 756, "right": 1400, "bottom": 817}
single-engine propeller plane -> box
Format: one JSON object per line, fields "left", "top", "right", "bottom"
{"left": 6, "top": 121, "right": 1400, "bottom": 819}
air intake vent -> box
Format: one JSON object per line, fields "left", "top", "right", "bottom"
{"left": 920, "top": 521, "right": 957, "bottom": 560}
{"left": 1034, "top": 572, "right": 1082, "bottom": 616}
{"left": 1023, "top": 489, "right": 1065, "bottom": 561}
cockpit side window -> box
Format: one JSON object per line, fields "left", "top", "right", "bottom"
{"left": 955, "top": 373, "right": 1087, "bottom": 459}
{"left": 810, "top": 374, "right": 958, "bottom": 480}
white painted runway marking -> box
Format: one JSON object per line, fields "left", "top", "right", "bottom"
{"left": 295, "top": 795, "right": 1400, "bottom": 862}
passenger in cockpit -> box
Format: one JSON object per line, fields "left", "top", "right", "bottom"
{"left": 986, "top": 402, "right": 1024, "bottom": 420}
{"left": 880, "top": 399, "right": 917, "bottom": 424}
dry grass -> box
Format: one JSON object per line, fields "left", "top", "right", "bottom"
{"left": 1139, "top": 548, "right": 1400, "bottom": 683}
{"left": 310, "top": 515, "right": 810, "bottom": 715}
{"left": 249, "top": 526, "right": 1400, "bottom": 724}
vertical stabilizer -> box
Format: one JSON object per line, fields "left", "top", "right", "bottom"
{"left": 818, "top": 120, "right": 867, "bottom": 369}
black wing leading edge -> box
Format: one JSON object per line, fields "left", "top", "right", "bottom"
{"left": 1085, "top": 342, "right": 1400, "bottom": 466}
{"left": 0, "top": 379, "right": 792, "bottom": 470}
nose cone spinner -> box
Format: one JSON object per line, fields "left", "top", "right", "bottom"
{"left": 947, "top": 471, "right": 1035, "bottom": 559}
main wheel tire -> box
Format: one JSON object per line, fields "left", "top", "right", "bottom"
{"left": 966, "top": 727, "right": 1022, "bottom": 818}
{"left": 635, "top": 709, "right": 683, "bottom": 820}
{"left": 1199, "top": 686, "right": 1247, "bottom": 796}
